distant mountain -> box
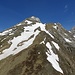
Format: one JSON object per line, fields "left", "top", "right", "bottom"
{"left": 0, "top": 16, "right": 75, "bottom": 75}
{"left": 70, "top": 26, "right": 75, "bottom": 37}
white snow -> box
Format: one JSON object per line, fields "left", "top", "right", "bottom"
{"left": 25, "top": 20, "right": 32, "bottom": 24}
{"left": 53, "top": 26, "right": 57, "bottom": 29}
{"left": 1, "top": 38, "right": 6, "bottom": 42}
{"left": 0, "top": 33, "right": 5, "bottom": 36}
{"left": 46, "top": 42, "right": 63, "bottom": 74}
{"left": 8, "top": 40, "right": 11, "bottom": 44}
{"left": 41, "top": 23, "right": 54, "bottom": 38}
{"left": 64, "top": 33, "right": 68, "bottom": 36}
{"left": 31, "top": 16, "right": 40, "bottom": 22}
{"left": 0, "top": 22, "right": 54, "bottom": 60}
{"left": 0, "top": 29, "right": 12, "bottom": 36}
{"left": 39, "top": 23, "right": 54, "bottom": 38}
{"left": 0, "top": 24, "right": 40, "bottom": 60}
{"left": 9, "top": 33, "right": 14, "bottom": 35}
{"left": 64, "top": 38, "right": 71, "bottom": 42}
{"left": 26, "top": 23, "right": 54, "bottom": 39}
{"left": 31, "top": 16, "right": 35, "bottom": 18}
{"left": 40, "top": 41, "right": 45, "bottom": 44}
{"left": 73, "top": 35, "right": 75, "bottom": 38}
{"left": 53, "top": 23, "right": 58, "bottom": 29}
{"left": 54, "top": 23, "right": 57, "bottom": 25}
{"left": 2, "top": 29, "right": 12, "bottom": 35}
{"left": 17, "top": 23, "right": 22, "bottom": 26}
{"left": 40, "top": 38, "right": 46, "bottom": 44}
{"left": 13, "top": 30, "right": 40, "bottom": 55}
{"left": 69, "top": 31, "right": 71, "bottom": 33}
{"left": 46, "top": 31, "right": 54, "bottom": 38}
{"left": 52, "top": 41, "right": 60, "bottom": 50}
{"left": 0, "top": 45, "right": 2, "bottom": 47}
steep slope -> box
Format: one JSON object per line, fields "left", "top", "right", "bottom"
{"left": 0, "top": 16, "right": 75, "bottom": 75}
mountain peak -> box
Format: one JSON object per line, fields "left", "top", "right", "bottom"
{"left": 31, "top": 16, "right": 37, "bottom": 19}
{"left": 26, "top": 16, "right": 41, "bottom": 23}
{"left": 70, "top": 26, "right": 75, "bottom": 36}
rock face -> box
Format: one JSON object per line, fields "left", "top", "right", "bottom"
{"left": 0, "top": 16, "right": 75, "bottom": 75}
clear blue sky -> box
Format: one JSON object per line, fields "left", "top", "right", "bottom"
{"left": 0, "top": 0, "right": 75, "bottom": 31}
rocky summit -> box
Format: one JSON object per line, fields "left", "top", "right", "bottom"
{"left": 0, "top": 16, "right": 75, "bottom": 75}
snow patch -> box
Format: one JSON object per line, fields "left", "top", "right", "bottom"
{"left": 53, "top": 23, "right": 58, "bottom": 29}
{"left": 64, "top": 38, "right": 71, "bottom": 42}
{"left": 40, "top": 38, "right": 46, "bottom": 44}
{"left": 0, "top": 22, "right": 54, "bottom": 60}
{"left": 40, "top": 41, "right": 45, "bottom": 44}
{"left": 0, "top": 29, "right": 12, "bottom": 36}
{"left": 52, "top": 41, "right": 60, "bottom": 50}
{"left": 31, "top": 16, "right": 40, "bottom": 22}
{"left": 73, "top": 35, "right": 75, "bottom": 38}
{"left": 8, "top": 40, "right": 11, "bottom": 44}
{"left": 25, "top": 20, "right": 32, "bottom": 24}
{"left": 54, "top": 23, "right": 57, "bottom": 25}
{"left": 9, "top": 33, "right": 14, "bottom": 35}
{"left": 17, "top": 23, "right": 22, "bottom": 26}
{"left": 46, "top": 31, "right": 54, "bottom": 39}
{"left": 69, "top": 31, "right": 71, "bottom": 33}
{"left": 1, "top": 38, "right": 6, "bottom": 42}
{"left": 64, "top": 33, "right": 68, "bottom": 36}
{"left": 46, "top": 42, "right": 63, "bottom": 74}
{"left": 31, "top": 23, "right": 54, "bottom": 38}
{"left": 0, "top": 45, "right": 2, "bottom": 47}
{"left": 0, "top": 23, "right": 43, "bottom": 60}
{"left": 0, "top": 33, "right": 6, "bottom": 36}
{"left": 53, "top": 26, "right": 57, "bottom": 29}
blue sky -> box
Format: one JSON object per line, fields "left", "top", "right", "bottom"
{"left": 0, "top": 0, "right": 75, "bottom": 31}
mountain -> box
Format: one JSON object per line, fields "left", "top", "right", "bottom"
{"left": 0, "top": 16, "right": 75, "bottom": 75}
{"left": 70, "top": 26, "right": 75, "bottom": 38}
